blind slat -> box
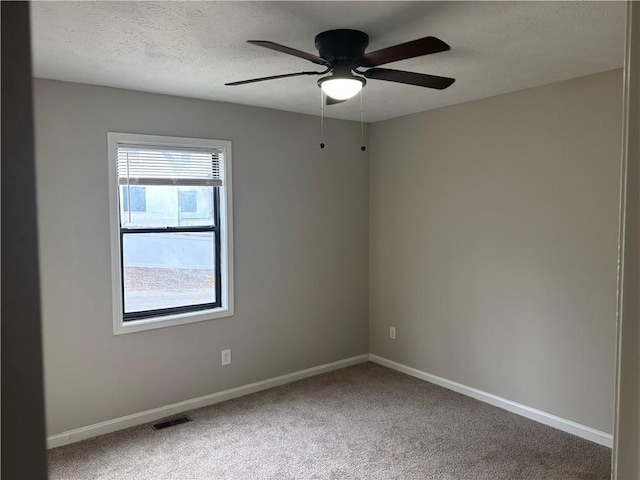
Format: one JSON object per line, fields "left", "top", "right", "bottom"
{"left": 117, "top": 144, "right": 223, "bottom": 186}
{"left": 118, "top": 177, "right": 222, "bottom": 187}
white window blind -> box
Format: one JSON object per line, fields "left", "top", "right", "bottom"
{"left": 117, "top": 144, "right": 223, "bottom": 187}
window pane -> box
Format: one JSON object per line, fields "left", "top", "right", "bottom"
{"left": 122, "top": 186, "right": 146, "bottom": 212}
{"left": 122, "top": 232, "right": 216, "bottom": 315}
{"left": 178, "top": 190, "right": 197, "bottom": 213}
{"left": 120, "top": 185, "right": 215, "bottom": 228}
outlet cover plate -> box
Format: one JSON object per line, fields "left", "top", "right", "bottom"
{"left": 221, "top": 349, "right": 231, "bottom": 365}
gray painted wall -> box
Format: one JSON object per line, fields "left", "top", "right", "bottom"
{"left": 369, "top": 70, "right": 622, "bottom": 434}
{"left": 34, "top": 79, "right": 370, "bottom": 436}
{"left": 35, "top": 71, "right": 624, "bottom": 441}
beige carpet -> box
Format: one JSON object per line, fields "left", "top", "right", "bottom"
{"left": 48, "top": 362, "right": 611, "bottom": 479}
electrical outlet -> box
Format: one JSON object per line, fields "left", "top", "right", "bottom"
{"left": 389, "top": 327, "right": 396, "bottom": 340}
{"left": 221, "top": 349, "right": 231, "bottom": 366}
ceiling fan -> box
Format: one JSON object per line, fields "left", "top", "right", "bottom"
{"left": 225, "top": 29, "right": 455, "bottom": 104}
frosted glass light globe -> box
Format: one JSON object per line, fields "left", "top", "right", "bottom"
{"left": 320, "top": 78, "right": 363, "bottom": 100}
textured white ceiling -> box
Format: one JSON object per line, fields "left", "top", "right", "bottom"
{"left": 30, "top": 1, "right": 626, "bottom": 123}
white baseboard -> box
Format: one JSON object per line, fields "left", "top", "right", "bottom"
{"left": 47, "top": 354, "right": 369, "bottom": 449}
{"left": 369, "top": 354, "right": 613, "bottom": 448}
{"left": 48, "top": 353, "right": 613, "bottom": 450}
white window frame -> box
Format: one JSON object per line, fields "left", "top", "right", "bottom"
{"left": 108, "top": 132, "right": 234, "bottom": 335}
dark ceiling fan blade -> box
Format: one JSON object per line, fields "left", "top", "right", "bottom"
{"left": 363, "top": 68, "right": 455, "bottom": 90}
{"left": 360, "top": 36, "right": 450, "bottom": 67}
{"left": 248, "top": 40, "right": 329, "bottom": 66}
{"left": 225, "top": 70, "right": 327, "bottom": 86}
{"left": 326, "top": 96, "right": 347, "bottom": 106}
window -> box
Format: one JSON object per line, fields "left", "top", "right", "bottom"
{"left": 178, "top": 190, "right": 197, "bottom": 213}
{"left": 122, "top": 186, "right": 146, "bottom": 212}
{"left": 108, "top": 133, "right": 233, "bottom": 334}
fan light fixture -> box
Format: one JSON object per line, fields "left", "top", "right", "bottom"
{"left": 318, "top": 75, "right": 366, "bottom": 100}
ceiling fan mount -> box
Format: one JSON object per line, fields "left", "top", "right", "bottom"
{"left": 314, "top": 29, "right": 370, "bottom": 66}
{"left": 226, "top": 28, "right": 455, "bottom": 104}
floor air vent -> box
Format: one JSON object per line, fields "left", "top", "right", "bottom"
{"left": 151, "top": 415, "right": 192, "bottom": 431}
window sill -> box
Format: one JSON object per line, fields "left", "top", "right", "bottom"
{"left": 113, "top": 306, "right": 233, "bottom": 335}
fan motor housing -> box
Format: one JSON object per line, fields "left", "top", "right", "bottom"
{"left": 314, "top": 29, "right": 369, "bottom": 64}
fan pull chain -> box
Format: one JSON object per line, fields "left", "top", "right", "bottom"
{"left": 319, "top": 90, "right": 325, "bottom": 149}
{"left": 360, "top": 90, "right": 366, "bottom": 151}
